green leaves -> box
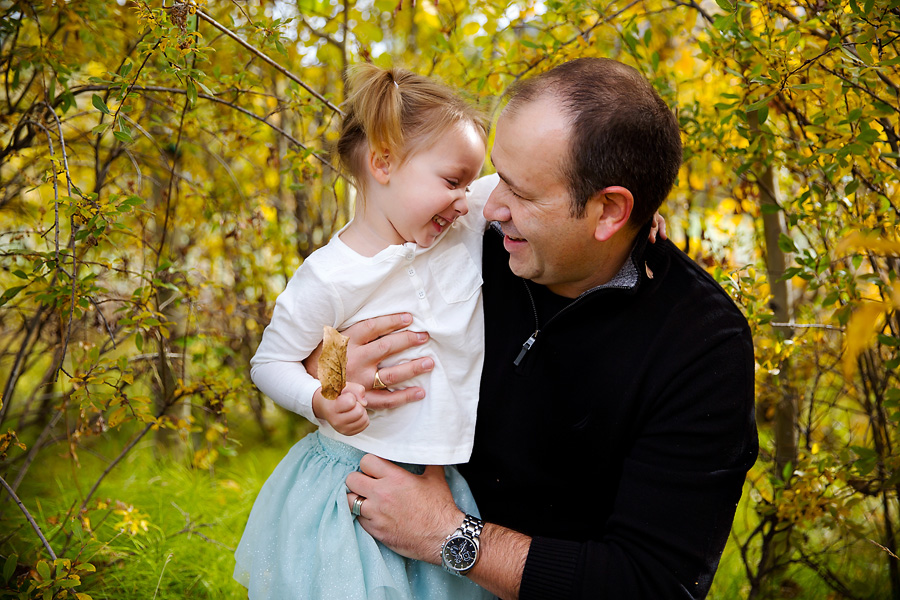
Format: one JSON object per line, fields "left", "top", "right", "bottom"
{"left": 745, "top": 92, "right": 777, "bottom": 113}
{"left": 91, "top": 94, "right": 110, "bottom": 115}
{"left": 2, "top": 554, "right": 16, "bottom": 585}
{"left": 0, "top": 285, "right": 26, "bottom": 308}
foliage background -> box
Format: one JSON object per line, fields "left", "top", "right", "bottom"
{"left": 0, "top": 0, "right": 898, "bottom": 598}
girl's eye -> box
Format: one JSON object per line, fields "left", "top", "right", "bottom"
{"left": 445, "top": 178, "right": 459, "bottom": 187}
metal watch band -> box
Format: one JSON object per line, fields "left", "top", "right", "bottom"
{"left": 461, "top": 514, "right": 484, "bottom": 540}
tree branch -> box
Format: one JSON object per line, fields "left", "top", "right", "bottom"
{"left": 66, "top": 84, "right": 343, "bottom": 178}
{"left": 0, "top": 474, "right": 57, "bottom": 560}
{"left": 195, "top": 8, "right": 344, "bottom": 117}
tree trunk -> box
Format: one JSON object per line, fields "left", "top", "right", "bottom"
{"left": 748, "top": 109, "right": 798, "bottom": 600}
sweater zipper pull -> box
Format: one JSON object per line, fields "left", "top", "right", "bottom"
{"left": 514, "top": 330, "right": 539, "bottom": 367}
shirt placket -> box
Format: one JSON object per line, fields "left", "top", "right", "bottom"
{"left": 404, "top": 247, "right": 435, "bottom": 321}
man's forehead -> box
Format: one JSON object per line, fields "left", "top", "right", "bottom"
{"left": 493, "top": 103, "right": 567, "bottom": 168}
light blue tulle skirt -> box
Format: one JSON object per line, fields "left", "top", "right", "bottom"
{"left": 234, "top": 431, "right": 494, "bottom": 599}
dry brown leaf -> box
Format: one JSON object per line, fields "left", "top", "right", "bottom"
{"left": 318, "top": 325, "right": 349, "bottom": 400}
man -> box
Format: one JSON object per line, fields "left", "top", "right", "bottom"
{"left": 335, "top": 58, "right": 758, "bottom": 599}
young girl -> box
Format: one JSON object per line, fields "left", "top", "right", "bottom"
{"left": 233, "top": 64, "right": 493, "bottom": 599}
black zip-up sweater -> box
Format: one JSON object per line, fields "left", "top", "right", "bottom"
{"left": 459, "top": 226, "right": 758, "bottom": 599}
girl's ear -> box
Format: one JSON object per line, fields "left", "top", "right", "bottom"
{"left": 367, "top": 149, "right": 392, "bottom": 185}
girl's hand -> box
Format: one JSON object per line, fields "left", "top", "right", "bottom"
{"left": 649, "top": 212, "right": 667, "bottom": 243}
{"left": 312, "top": 382, "right": 369, "bottom": 435}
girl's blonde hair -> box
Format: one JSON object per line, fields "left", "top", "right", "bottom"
{"left": 336, "top": 64, "right": 488, "bottom": 194}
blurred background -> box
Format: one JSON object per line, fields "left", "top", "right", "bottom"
{"left": 0, "top": 0, "right": 898, "bottom": 597}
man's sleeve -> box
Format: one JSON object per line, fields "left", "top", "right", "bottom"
{"left": 520, "top": 327, "right": 758, "bottom": 599}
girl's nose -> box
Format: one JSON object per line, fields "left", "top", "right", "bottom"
{"left": 454, "top": 192, "right": 469, "bottom": 216}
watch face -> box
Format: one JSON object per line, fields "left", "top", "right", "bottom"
{"left": 442, "top": 536, "right": 477, "bottom": 570}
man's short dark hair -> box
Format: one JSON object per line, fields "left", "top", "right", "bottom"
{"left": 506, "top": 58, "right": 682, "bottom": 227}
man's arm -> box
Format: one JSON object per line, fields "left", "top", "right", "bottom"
{"left": 345, "top": 456, "right": 529, "bottom": 599}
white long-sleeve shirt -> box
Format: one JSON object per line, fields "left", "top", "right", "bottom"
{"left": 250, "top": 178, "right": 495, "bottom": 464}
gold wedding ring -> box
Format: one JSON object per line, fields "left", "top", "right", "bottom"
{"left": 373, "top": 370, "right": 388, "bottom": 390}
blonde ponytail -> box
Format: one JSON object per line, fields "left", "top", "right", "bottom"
{"left": 344, "top": 64, "right": 405, "bottom": 157}
{"left": 336, "top": 64, "right": 487, "bottom": 196}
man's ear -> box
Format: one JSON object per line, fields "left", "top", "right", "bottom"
{"left": 591, "top": 186, "right": 634, "bottom": 242}
{"left": 367, "top": 149, "right": 392, "bottom": 185}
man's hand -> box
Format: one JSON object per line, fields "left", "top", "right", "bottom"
{"left": 304, "top": 313, "right": 435, "bottom": 411}
{"left": 346, "top": 455, "right": 462, "bottom": 564}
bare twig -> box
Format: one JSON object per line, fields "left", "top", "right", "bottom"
{"left": 770, "top": 322, "right": 844, "bottom": 331}
{"left": 11, "top": 411, "right": 64, "bottom": 492}
{"left": 66, "top": 84, "right": 343, "bottom": 178}
{"left": 869, "top": 536, "right": 900, "bottom": 560}
{"left": 169, "top": 502, "right": 233, "bottom": 550}
{"left": 78, "top": 421, "right": 154, "bottom": 516}
{"left": 0, "top": 474, "right": 58, "bottom": 560}
{"left": 195, "top": 8, "right": 344, "bottom": 116}
{"left": 0, "top": 304, "right": 49, "bottom": 428}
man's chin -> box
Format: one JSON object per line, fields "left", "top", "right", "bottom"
{"left": 507, "top": 258, "right": 535, "bottom": 281}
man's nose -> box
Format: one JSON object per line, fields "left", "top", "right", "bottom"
{"left": 483, "top": 189, "right": 511, "bottom": 222}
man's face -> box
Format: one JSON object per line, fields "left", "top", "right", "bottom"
{"left": 484, "top": 96, "right": 607, "bottom": 298}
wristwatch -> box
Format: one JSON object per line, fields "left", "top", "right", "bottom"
{"left": 440, "top": 514, "right": 484, "bottom": 576}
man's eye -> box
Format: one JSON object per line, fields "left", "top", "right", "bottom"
{"left": 501, "top": 180, "right": 524, "bottom": 199}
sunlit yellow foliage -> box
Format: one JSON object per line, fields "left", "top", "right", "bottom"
{"left": 1, "top": 0, "right": 898, "bottom": 597}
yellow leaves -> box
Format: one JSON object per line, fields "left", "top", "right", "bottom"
{"left": 688, "top": 171, "right": 705, "bottom": 190}
{"left": 318, "top": 326, "right": 348, "bottom": 400}
{"left": 718, "top": 197, "right": 739, "bottom": 214}
{"left": 218, "top": 479, "right": 241, "bottom": 493}
{"left": 486, "top": 72, "right": 503, "bottom": 94}
{"left": 675, "top": 49, "right": 696, "bottom": 75}
{"left": 84, "top": 61, "right": 107, "bottom": 78}
{"left": 0, "top": 429, "right": 26, "bottom": 460}
{"left": 113, "top": 502, "right": 150, "bottom": 536}
{"left": 415, "top": 2, "right": 442, "bottom": 31}
{"left": 107, "top": 406, "right": 128, "bottom": 428}
{"left": 193, "top": 447, "right": 219, "bottom": 470}
{"left": 258, "top": 202, "right": 277, "bottom": 224}
{"left": 835, "top": 231, "right": 900, "bottom": 376}
{"left": 837, "top": 231, "right": 900, "bottom": 257}
{"left": 843, "top": 299, "right": 890, "bottom": 378}
{"left": 264, "top": 169, "right": 279, "bottom": 190}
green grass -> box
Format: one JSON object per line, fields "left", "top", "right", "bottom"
{"left": 1, "top": 414, "right": 312, "bottom": 598}
{"left": 4, "top": 417, "right": 894, "bottom": 599}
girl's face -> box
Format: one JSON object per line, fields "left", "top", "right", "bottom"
{"left": 376, "top": 121, "right": 485, "bottom": 248}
